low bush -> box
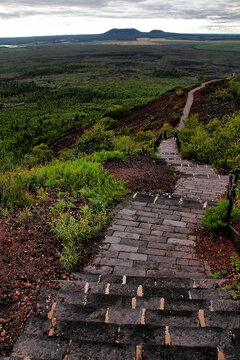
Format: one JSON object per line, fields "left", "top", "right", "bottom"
{"left": 23, "top": 143, "right": 54, "bottom": 167}
{"left": 179, "top": 112, "right": 240, "bottom": 171}
{"left": 0, "top": 157, "right": 128, "bottom": 208}
{"left": 50, "top": 206, "right": 109, "bottom": 270}
{"left": 120, "top": 127, "right": 131, "bottom": 136}
{"left": 228, "top": 75, "right": 240, "bottom": 97}
{"left": 202, "top": 199, "right": 240, "bottom": 234}
{"left": 134, "top": 130, "right": 155, "bottom": 143}
{"left": 0, "top": 174, "right": 35, "bottom": 207}
{"left": 99, "top": 117, "right": 118, "bottom": 130}
{"left": 86, "top": 150, "right": 126, "bottom": 163}
{"left": 75, "top": 125, "right": 114, "bottom": 155}
{"left": 104, "top": 105, "right": 131, "bottom": 120}
{"left": 160, "top": 122, "right": 173, "bottom": 138}
{"left": 113, "top": 135, "right": 153, "bottom": 156}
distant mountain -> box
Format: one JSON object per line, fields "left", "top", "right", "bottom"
{"left": 103, "top": 28, "right": 143, "bottom": 40}
{"left": 0, "top": 28, "right": 240, "bottom": 45}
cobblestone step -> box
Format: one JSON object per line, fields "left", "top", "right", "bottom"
{"left": 169, "top": 326, "right": 234, "bottom": 348}
{"left": 10, "top": 333, "right": 68, "bottom": 360}
{"left": 141, "top": 345, "right": 219, "bottom": 359}
{"left": 48, "top": 279, "right": 233, "bottom": 300}
{"left": 62, "top": 340, "right": 136, "bottom": 360}
{"left": 53, "top": 304, "right": 203, "bottom": 327}
{"left": 49, "top": 300, "right": 240, "bottom": 329}
{"left": 67, "top": 273, "right": 227, "bottom": 288}
{"left": 12, "top": 324, "right": 239, "bottom": 359}
{"left": 45, "top": 289, "right": 240, "bottom": 314}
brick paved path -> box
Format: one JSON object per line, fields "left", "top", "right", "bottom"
{"left": 10, "top": 140, "right": 239, "bottom": 360}
{"left": 9, "top": 82, "right": 240, "bottom": 359}
{"left": 82, "top": 137, "right": 228, "bottom": 279}
{"left": 85, "top": 193, "right": 209, "bottom": 279}
{"left": 159, "top": 138, "right": 229, "bottom": 202}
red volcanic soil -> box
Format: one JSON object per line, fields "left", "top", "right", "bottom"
{"left": 103, "top": 153, "right": 180, "bottom": 193}
{"left": 195, "top": 222, "right": 240, "bottom": 279}
{"left": 190, "top": 80, "right": 240, "bottom": 122}
{"left": 118, "top": 87, "right": 190, "bottom": 133}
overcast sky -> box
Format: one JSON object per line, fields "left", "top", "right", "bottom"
{"left": 0, "top": 0, "right": 239, "bottom": 38}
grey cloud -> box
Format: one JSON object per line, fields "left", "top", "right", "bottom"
{"left": 1, "top": 0, "right": 240, "bottom": 23}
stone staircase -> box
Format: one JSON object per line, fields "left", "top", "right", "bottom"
{"left": 7, "top": 137, "right": 239, "bottom": 359}
{"left": 9, "top": 272, "right": 240, "bottom": 359}
{"left": 158, "top": 138, "right": 229, "bottom": 202}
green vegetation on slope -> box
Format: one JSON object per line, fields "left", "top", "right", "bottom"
{"left": 1, "top": 42, "right": 240, "bottom": 170}
{"left": 179, "top": 76, "right": 240, "bottom": 171}
{"left": 0, "top": 125, "right": 157, "bottom": 269}
{"left": 179, "top": 112, "right": 240, "bottom": 170}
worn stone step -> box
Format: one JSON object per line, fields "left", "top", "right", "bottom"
{"left": 212, "top": 299, "right": 240, "bottom": 311}
{"left": 43, "top": 290, "right": 240, "bottom": 316}
{"left": 47, "top": 279, "right": 233, "bottom": 301}
{"left": 84, "top": 293, "right": 212, "bottom": 311}
{"left": 53, "top": 302, "right": 239, "bottom": 329}
{"left": 189, "top": 288, "right": 232, "bottom": 300}
{"left": 69, "top": 274, "right": 197, "bottom": 287}
{"left": 21, "top": 317, "right": 51, "bottom": 336}
{"left": 10, "top": 358, "right": 50, "bottom": 360}
{"left": 55, "top": 321, "right": 166, "bottom": 345}
{"left": 66, "top": 273, "right": 228, "bottom": 289}
{"left": 70, "top": 273, "right": 122, "bottom": 283}
{"left": 145, "top": 309, "right": 200, "bottom": 327}
{"left": 169, "top": 326, "right": 233, "bottom": 348}
{"left": 110, "top": 285, "right": 189, "bottom": 298}
{"left": 64, "top": 340, "right": 136, "bottom": 360}
{"left": 22, "top": 318, "right": 238, "bottom": 349}
{"left": 53, "top": 303, "right": 202, "bottom": 327}
{"left": 141, "top": 344, "right": 218, "bottom": 359}
{"left": 141, "top": 286, "right": 232, "bottom": 300}
{"left": 205, "top": 311, "right": 240, "bottom": 328}
{"left": 10, "top": 333, "right": 68, "bottom": 360}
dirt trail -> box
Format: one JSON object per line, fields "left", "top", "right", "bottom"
{"left": 178, "top": 79, "right": 223, "bottom": 129}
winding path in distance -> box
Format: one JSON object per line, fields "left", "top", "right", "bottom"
{"left": 178, "top": 79, "right": 223, "bottom": 130}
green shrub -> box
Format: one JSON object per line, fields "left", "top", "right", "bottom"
{"left": 58, "top": 149, "right": 75, "bottom": 161}
{"left": 0, "top": 175, "right": 35, "bottom": 207}
{"left": 134, "top": 130, "right": 155, "bottom": 143}
{"left": 0, "top": 157, "right": 128, "bottom": 208}
{"left": 228, "top": 76, "right": 240, "bottom": 97}
{"left": 50, "top": 206, "right": 108, "bottom": 270}
{"left": 113, "top": 135, "right": 153, "bottom": 156}
{"left": 104, "top": 105, "right": 131, "bottom": 120}
{"left": 99, "top": 117, "right": 118, "bottom": 130}
{"left": 24, "top": 143, "right": 54, "bottom": 167}
{"left": 75, "top": 125, "right": 114, "bottom": 155}
{"left": 120, "top": 127, "right": 131, "bottom": 136}
{"left": 113, "top": 135, "right": 137, "bottom": 155}
{"left": 202, "top": 199, "right": 240, "bottom": 234}
{"left": 180, "top": 112, "right": 240, "bottom": 171}
{"left": 221, "top": 254, "right": 240, "bottom": 300}
{"left": 160, "top": 123, "right": 173, "bottom": 138}
{"left": 18, "top": 208, "right": 34, "bottom": 224}
{"left": 86, "top": 150, "right": 126, "bottom": 163}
